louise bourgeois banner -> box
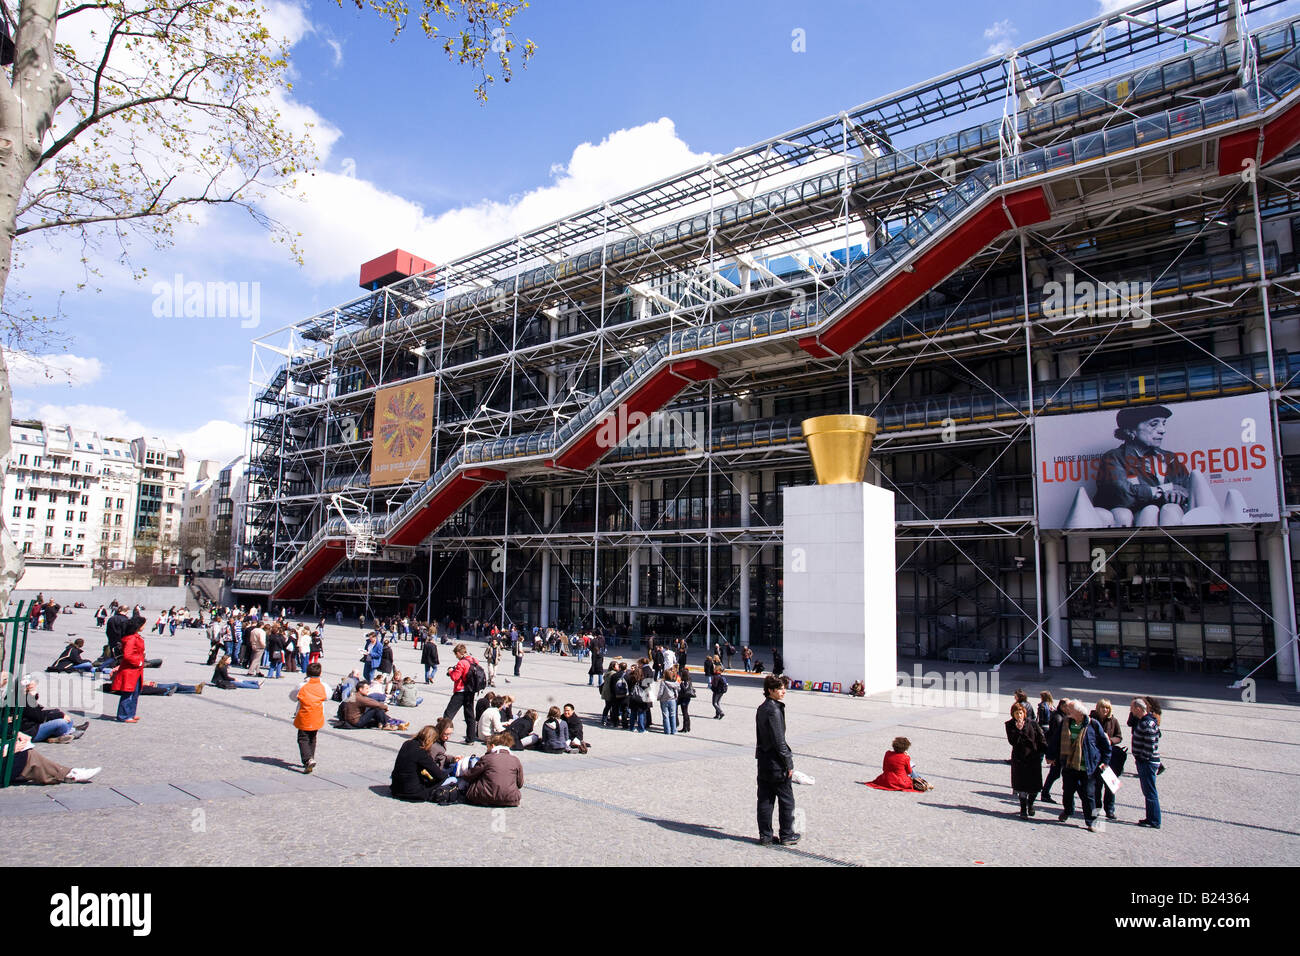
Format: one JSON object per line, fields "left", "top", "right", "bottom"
{"left": 1035, "top": 393, "right": 1278, "bottom": 530}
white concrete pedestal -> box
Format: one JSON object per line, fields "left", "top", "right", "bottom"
{"left": 782, "top": 482, "right": 896, "bottom": 695}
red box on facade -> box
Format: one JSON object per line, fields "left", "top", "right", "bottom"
{"left": 359, "top": 249, "right": 436, "bottom": 289}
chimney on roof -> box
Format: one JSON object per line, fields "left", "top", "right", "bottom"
{"left": 359, "top": 249, "right": 436, "bottom": 290}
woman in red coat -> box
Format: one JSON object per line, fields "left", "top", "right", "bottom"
{"left": 866, "top": 736, "right": 919, "bottom": 791}
{"left": 110, "top": 617, "right": 146, "bottom": 723}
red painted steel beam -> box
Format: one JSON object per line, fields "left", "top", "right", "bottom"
{"left": 799, "top": 186, "right": 1051, "bottom": 358}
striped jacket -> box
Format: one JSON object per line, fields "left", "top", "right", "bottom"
{"left": 1131, "top": 713, "right": 1161, "bottom": 762}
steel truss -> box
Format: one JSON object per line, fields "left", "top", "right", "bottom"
{"left": 239, "top": 1, "right": 1300, "bottom": 688}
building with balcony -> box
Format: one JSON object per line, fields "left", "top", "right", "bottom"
{"left": 98, "top": 436, "right": 141, "bottom": 568}
{"left": 129, "top": 437, "right": 186, "bottom": 573}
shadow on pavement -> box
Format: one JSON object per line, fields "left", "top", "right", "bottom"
{"left": 241, "top": 755, "right": 301, "bottom": 772}
{"left": 918, "top": 801, "right": 1014, "bottom": 820}
{"left": 638, "top": 816, "right": 751, "bottom": 845}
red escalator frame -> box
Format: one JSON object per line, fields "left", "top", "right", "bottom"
{"left": 798, "top": 186, "right": 1052, "bottom": 358}
{"left": 549, "top": 359, "right": 719, "bottom": 471}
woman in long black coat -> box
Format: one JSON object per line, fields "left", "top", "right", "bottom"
{"left": 1006, "top": 701, "right": 1046, "bottom": 819}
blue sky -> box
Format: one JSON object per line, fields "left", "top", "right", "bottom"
{"left": 10, "top": 0, "right": 1147, "bottom": 473}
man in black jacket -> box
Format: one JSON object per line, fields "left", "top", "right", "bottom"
{"left": 105, "top": 607, "right": 131, "bottom": 657}
{"left": 421, "top": 637, "right": 440, "bottom": 683}
{"left": 755, "top": 674, "right": 799, "bottom": 847}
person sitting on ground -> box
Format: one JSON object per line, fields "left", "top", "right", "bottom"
{"left": 506, "top": 709, "right": 540, "bottom": 750}
{"left": 474, "top": 690, "right": 495, "bottom": 724}
{"left": 428, "top": 717, "right": 482, "bottom": 789}
{"left": 341, "top": 682, "right": 408, "bottom": 731}
{"left": 865, "top": 736, "right": 932, "bottom": 791}
{"left": 47, "top": 638, "right": 95, "bottom": 674}
{"left": 20, "top": 678, "right": 89, "bottom": 743}
{"left": 335, "top": 668, "right": 362, "bottom": 702}
{"left": 393, "top": 676, "right": 424, "bottom": 708}
{"left": 460, "top": 732, "right": 524, "bottom": 808}
{"left": 497, "top": 695, "right": 515, "bottom": 721}
{"left": 211, "top": 654, "right": 263, "bottom": 690}
{"left": 562, "top": 703, "right": 590, "bottom": 752}
{"left": 90, "top": 641, "right": 117, "bottom": 672}
{"left": 541, "top": 705, "right": 587, "bottom": 754}
{"left": 477, "top": 694, "right": 506, "bottom": 742}
{"left": 1, "top": 732, "right": 100, "bottom": 785}
{"left": 391, "top": 722, "right": 457, "bottom": 801}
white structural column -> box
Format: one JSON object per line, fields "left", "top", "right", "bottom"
{"left": 1266, "top": 531, "right": 1297, "bottom": 683}
{"left": 1242, "top": 212, "right": 1298, "bottom": 685}
{"left": 539, "top": 489, "right": 553, "bottom": 628}
{"left": 629, "top": 480, "right": 642, "bottom": 633}
{"left": 1035, "top": 348, "right": 1065, "bottom": 668}
{"left": 783, "top": 482, "right": 897, "bottom": 694}
{"left": 737, "top": 471, "right": 751, "bottom": 649}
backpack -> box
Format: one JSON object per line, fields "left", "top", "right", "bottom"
{"left": 464, "top": 658, "right": 488, "bottom": 695}
{"left": 612, "top": 675, "right": 629, "bottom": 699}
{"left": 332, "top": 683, "right": 345, "bottom": 702}
{"left": 712, "top": 674, "right": 728, "bottom": 695}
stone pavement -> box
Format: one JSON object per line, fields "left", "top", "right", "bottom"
{"left": 3, "top": 609, "right": 1298, "bottom": 866}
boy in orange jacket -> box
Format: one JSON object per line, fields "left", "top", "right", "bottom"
{"left": 291, "top": 662, "right": 330, "bottom": 773}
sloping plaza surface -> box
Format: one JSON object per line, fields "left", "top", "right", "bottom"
{"left": 3, "top": 611, "right": 1296, "bottom": 866}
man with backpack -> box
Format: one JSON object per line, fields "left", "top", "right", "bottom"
{"left": 444, "top": 643, "right": 486, "bottom": 744}
{"left": 610, "top": 663, "right": 631, "bottom": 728}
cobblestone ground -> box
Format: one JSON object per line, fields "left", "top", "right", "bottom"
{"left": 3, "top": 610, "right": 1298, "bottom": 866}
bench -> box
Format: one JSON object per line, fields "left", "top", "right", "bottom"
{"left": 945, "top": 647, "right": 990, "bottom": 663}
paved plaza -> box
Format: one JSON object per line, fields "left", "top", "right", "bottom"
{"left": 3, "top": 609, "right": 1298, "bottom": 867}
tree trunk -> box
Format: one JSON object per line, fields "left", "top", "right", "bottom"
{"left": 0, "top": 0, "right": 73, "bottom": 618}
{"left": 0, "top": 158, "right": 32, "bottom": 620}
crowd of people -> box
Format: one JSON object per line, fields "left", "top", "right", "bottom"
{"left": 6, "top": 596, "right": 1169, "bottom": 845}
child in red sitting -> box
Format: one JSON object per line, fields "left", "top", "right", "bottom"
{"left": 865, "top": 736, "right": 933, "bottom": 791}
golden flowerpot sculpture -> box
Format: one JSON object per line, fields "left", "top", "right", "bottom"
{"left": 801, "top": 414, "right": 879, "bottom": 485}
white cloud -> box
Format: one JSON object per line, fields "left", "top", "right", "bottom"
{"left": 260, "top": 117, "right": 716, "bottom": 283}
{"left": 262, "top": 0, "right": 312, "bottom": 46}
{"left": 10, "top": 400, "right": 246, "bottom": 478}
{"left": 984, "top": 19, "right": 1018, "bottom": 57}
{"left": 4, "top": 351, "right": 104, "bottom": 387}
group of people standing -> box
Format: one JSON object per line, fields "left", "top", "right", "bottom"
{"left": 1006, "top": 689, "right": 1164, "bottom": 830}
{"left": 596, "top": 656, "right": 698, "bottom": 733}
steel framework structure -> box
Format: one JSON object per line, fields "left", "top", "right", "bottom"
{"left": 238, "top": 0, "right": 1300, "bottom": 687}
